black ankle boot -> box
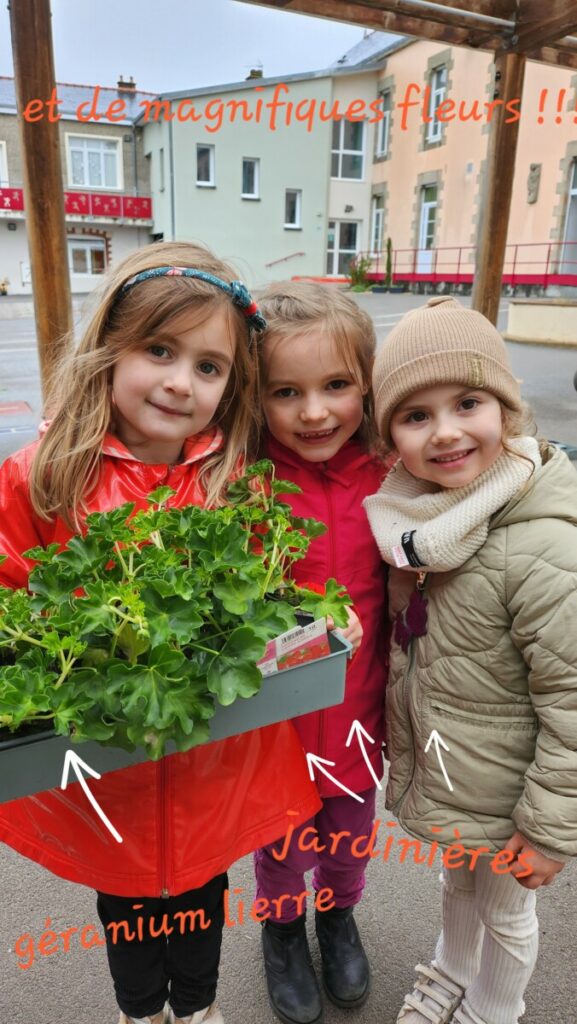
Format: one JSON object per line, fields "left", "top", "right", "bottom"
{"left": 261, "top": 915, "right": 323, "bottom": 1024}
{"left": 315, "top": 906, "right": 370, "bottom": 1008}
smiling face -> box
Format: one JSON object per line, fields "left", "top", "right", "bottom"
{"left": 262, "top": 329, "right": 365, "bottom": 462}
{"left": 111, "top": 306, "right": 235, "bottom": 464}
{"left": 390, "top": 384, "right": 504, "bottom": 488}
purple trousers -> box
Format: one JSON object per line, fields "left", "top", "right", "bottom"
{"left": 254, "top": 788, "right": 377, "bottom": 924}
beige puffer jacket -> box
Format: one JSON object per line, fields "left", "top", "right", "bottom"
{"left": 385, "top": 445, "right": 577, "bottom": 860}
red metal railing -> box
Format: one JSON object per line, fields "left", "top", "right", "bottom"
{"left": 361, "top": 241, "right": 577, "bottom": 288}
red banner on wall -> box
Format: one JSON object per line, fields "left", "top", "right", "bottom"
{"left": 90, "top": 193, "right": 122, "bottom": 217}
{"left": 0, "top": 188, "right": 24, "bottom": 211}
{"left": 64, "top": 192, "right": 90, "bottom": 215}
{"left": 122, "top": 196, "right": 152, "bottom": 219}
{"left": 3, "top": 188, "right": 152, "bottom": 221}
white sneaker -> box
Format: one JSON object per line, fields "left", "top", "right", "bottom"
{"left": 119, "top": 1006, "right": 169, "bottom": 1024}
{"left": 396, "top": 963, "right": 464, "bottom": 1024}
{"left": 170, "top": 1004, "right": 224, "bottom": 1024}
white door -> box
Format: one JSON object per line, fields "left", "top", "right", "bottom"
{"left": 326, "top": 221, "right": 359, "bottom": 276}
{"left": 417, "top": 185, "right": 437, "bottom": 273}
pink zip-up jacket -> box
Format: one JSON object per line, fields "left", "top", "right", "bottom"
{"left": 266, "top": 435, "right": 388, "bottom": 798}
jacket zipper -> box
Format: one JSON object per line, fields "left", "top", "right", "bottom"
{"left": 393, "top": 571, "right": 429, "bottom": 813}
{"left": 159, "top": 466, "right": 185, "bottom": 895}
{"left": 318, "top": 469, "right": 337, "bottom": 763}
{"left": 159, "top": 749, "right": 170, "bottom": 897}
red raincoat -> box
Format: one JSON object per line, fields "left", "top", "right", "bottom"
{"left": 266, "top": 435, "right": 388, "bottom": 797}
{"left": 0, "top": 430, "right": 321, "bottom": 896}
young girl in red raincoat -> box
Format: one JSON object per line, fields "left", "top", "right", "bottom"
{"left": 0, "top": 243, "right": 320, "bottom": 1024}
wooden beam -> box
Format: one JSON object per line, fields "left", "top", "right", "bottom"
{"left": 512, "top": 0, "right": 577, "bottom": 53}
{"left": 242, "top": 0, "right": 500, "bottom": 47}
{"left": 342, "top": 0, "right": 511, "bottom": 34}
{"left": 8, "top": 0, "right": 72, "bottom": 404}
{"left": 472, "top": 52, "right": 526, "bottom": 325}
{"left": 525, "top": 44, "right": 577, "bottom": 70}
{"left": 245, "top": 0, "right": 516, "bottom": 20}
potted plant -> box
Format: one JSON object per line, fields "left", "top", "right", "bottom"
{"left": 0, "top": 462, "right": 352, "bottom": 802}
{"left": 347, "top": 254, "right": 373, "bottom": 291}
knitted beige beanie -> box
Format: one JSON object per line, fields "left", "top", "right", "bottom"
{"left": 373, "top": 296, "right": 522, "bottom": 445}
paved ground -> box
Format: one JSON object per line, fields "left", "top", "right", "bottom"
{"left": 1, "top": 784, "right": 576, "bottom": 1024}
{"left": 1, "top": 291, "right": 576, "bottom": 466}
{"left": 1, "top": 292, "right": 576, "bottom": 1023}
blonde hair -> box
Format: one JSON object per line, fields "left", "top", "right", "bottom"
{"left": 31, "top": 241, "right": 259, "bottom": 527}
{"left": 258, "top": 281, "right": 382, "bottom": 455}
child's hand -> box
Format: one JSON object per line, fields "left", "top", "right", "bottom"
{"left": 504, "top": 831, "right": 566, "bottom": 889}
{"left": 327, "top": 607, "right": 363, "bottom": 654}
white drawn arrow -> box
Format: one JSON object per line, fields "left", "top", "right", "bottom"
{"left": 61, "top": 750, "right": 124, "bottom": 844}
{"left": 424, "top": 730, "right": 454, "bottom": 792}
{"left": 345, "top": 720, "right": 383, "bottom": 791}
{"left": 306, "top": 752, "right": 365, "bottom": 803}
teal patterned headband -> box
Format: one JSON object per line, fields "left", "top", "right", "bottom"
{"left": 119, "top": 265, "right": 266, "bottom": 334}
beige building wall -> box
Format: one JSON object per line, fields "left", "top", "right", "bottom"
{"left": 371, "top": 38, "right": 577, "bottom": 282}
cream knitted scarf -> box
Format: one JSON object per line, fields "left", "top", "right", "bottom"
{"left": 364, "top": 437, "right": 541, "bottom": 573}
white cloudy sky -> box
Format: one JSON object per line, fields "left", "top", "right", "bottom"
{"left": 1, "top": 0, "right": 370, "bottom": 93}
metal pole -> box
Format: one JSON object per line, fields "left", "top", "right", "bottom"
{"left": 8, "top": 0, "right": 73, "bottom": 404}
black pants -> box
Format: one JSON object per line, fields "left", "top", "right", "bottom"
{"left": 96, "top": 873, "right": 227, "bottom": 1019}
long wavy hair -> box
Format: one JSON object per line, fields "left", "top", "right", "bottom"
{"left": 30, "top": 241, "right": 259, "bottom": 527}
{"left": 257, "top": 281, "right": 383, "bottom": 456}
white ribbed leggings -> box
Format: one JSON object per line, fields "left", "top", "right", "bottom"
{"left": 433, "top": 858, "right": 539, "bottom": 1024}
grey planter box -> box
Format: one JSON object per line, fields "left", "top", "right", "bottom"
{"left": 0, "top": 631, "right": 351, "bottom": 804}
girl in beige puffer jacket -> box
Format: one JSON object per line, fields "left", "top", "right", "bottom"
{"left": 364, "top": 297, "right": 577, "bottom": 1024}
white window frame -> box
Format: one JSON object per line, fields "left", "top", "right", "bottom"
{"left": 561, "top": 161, "right": 577, "bottom": 273}
{"left": 375, "top": 91, "right": 391, "bottom": 158}
{"left": 427, "top": 66, "right": 447, "bottom": 144}
{"left": 242, "top": 157, "right": 260, "bottom": 199}
{"left": 65, "top": 133, "right": 123, "bottom": 191}
{"left": 67, "top": 236, "right": 107, "bottom": 276}
{"left": 284, "top": 188, "right": 302, "bottom": 229}
{"left": 0, "top": 141, "right": 8, "bottom": 186}
{"left": 331, "top": 119, "right": 365, "bottom": 181}
{"left": 370, "top": 197, "right": 384, "bottom": 256}
{"left": 196, "top": 144, "right": 215, "bottom": 187}
{"left": 159, "top": 147, "right": 165, "bottom": 193}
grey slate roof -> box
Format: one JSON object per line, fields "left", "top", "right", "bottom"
{"left": 332, "top": 31, "right": 411, "bottom": 69}
{"left": 0, "top": 76, "right": 157, "bottom": 123}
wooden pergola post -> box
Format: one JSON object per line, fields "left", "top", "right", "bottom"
{"left": 9, "top": 0, "right": 73, "bottom": 404}
{"left": 471, "top": 51, "right": 526, "bottom": 324}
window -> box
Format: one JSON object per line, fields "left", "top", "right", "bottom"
{"left": 196, "top": 144, "right": 215, "bottom": 186}
{"left": 68, "top": 237, "right": 107, "bottom": 275}
{"left": 561, "top": 161, "right": 577, "bottom": 274}
{"left": 242, "top": 158, "right": 260, "bottom": 199}
{"left": 326, "top": 220, "right": 358, "bottom": 276}
{"left": 375, "top": 91, "right": 391, "bottom": 158}
{"left": 371, "top": 196, "right": 384, "bottom": 255}
{"left": 331, "top": 120, "right": 365, "bottom": 180}
{"left": 67, "top": 135, "right": 121, "bottom": 189}
{"left": 159, "top": 147, "right": 165, "bottom": 192}
{"left": 0, "top": 141, "right": 8, "bottom": 186}
{"left": 427, "top": 66, "right": 447, "bottom": 143}
{"left": 284, "top": 189, "right": 302, "bottom": 228}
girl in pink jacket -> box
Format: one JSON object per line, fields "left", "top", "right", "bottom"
{"left": 253, "top": 282, "right": 388, "bottom": 1024}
